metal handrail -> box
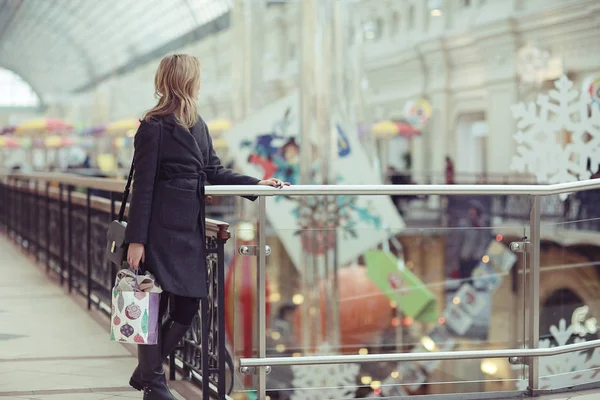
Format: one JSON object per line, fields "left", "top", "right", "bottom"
{"left": 2, "top": 172, "right": 600, "bottom": 196}
{"left": 239, "top": 338, "right": 600, "bottom": 368}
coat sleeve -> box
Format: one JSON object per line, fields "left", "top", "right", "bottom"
{"left": 125, "top": 121, "right": 160, "bottom": 244}
{"left": 203, "top": 122, "right": 261, "bottom": 186}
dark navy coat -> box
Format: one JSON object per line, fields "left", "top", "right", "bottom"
{"left": 125, "top": 114, "right": 260, "bottom": 298}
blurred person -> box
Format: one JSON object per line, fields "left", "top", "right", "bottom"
{"left": 124, "top": 54, "right": 289, "bottom": 399}
{"left": 265, "top": 304, "right": 298, "bottom": 400}
{"left": 445, "top": 156, "right": 455, "bottom": 184}
{"left": 271, "top": 303, "right": 297, "bottom": 353}
{"left": 457, "top": 200, "right": 490, "bottom": 283}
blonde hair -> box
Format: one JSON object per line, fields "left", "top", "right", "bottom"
{"left": 144, "top": 54, "right": 201, "bottom": 128}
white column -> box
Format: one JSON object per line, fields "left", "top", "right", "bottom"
{"left": 475, "top": 24, "right": 519, "bottom": 175}
{"left": 485, "top": 80, "right": 518, "bottom": 174}
{"left": 420, "top": 40, "right": 450, "bottom": 183}
{"left": 427, "top": 91, "right": 451, "bottom": 183}
{"left": 299, "top": 0, "right": 352, "bottom": 352}
{"left": 231, "top": 0, "right": 265, "bottom": 121}
{"left": 230, "top": 0, "right": 246, "bottom": 121}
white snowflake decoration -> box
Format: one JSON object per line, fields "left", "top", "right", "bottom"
{"left": 511, "top": 75, "right": 600, "bottom": 199}
{"left": 513, "top": 318, "right": 600, "bottom": 390}
{"left": 291, "top": 342, "right": 361, "bottom": 400}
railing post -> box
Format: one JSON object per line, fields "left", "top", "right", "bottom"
{"left": 528, "top": 196, "right": 541, "bottom": 394}
{"left": 15, "top": 178, "right": 20, "bottom": 243}
{"left": 256, "top": 196, "right": 267, "bottom": 399}
{"left": 86, "top": 189, "right": 92, "bottom": 310}
{"left": 217, "top": 225, "right": 231, "bottom": 397}
{"left": 201, "top": 296, "right": 210, "bottom": 399}
{"left": 67, "top": 186, "right": 73, "bottom": 293}
{"left": 45, "top": 181, "right": 50, "bottom": 273}
{"left": 58, "top": 184, "right": 65, "bottom": 286}
{"left": 34, "top": 180, "right": 40, "bottom": 262}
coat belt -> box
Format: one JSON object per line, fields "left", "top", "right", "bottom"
{"left": 157, "top": 171, "right": 207, "bottom": 200}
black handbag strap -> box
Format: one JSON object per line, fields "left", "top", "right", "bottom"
{"left": 117, "top": 163, "right": 135, "bottom": 221}
{"left": 117, "top": 119, "right": 163, "bottom": 222}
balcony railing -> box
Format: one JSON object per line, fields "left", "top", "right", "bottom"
{"left": 0, "top": 172, "right": 232, "bottom": 399}
{"left": 1, "top": 172, "right": 600, "bottom": 400}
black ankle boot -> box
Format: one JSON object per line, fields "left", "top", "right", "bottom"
{"left": 138, "top": 343, "right": 178, "bottom": 400}
{"left": 130, "top": 320, "right": 190, "bottom": 392}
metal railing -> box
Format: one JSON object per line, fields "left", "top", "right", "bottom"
{"left": 2, "top": 172, "right": 600, "bottom": 399}
{"left": 0, "top": 173, "right": 232, "bottom": 399}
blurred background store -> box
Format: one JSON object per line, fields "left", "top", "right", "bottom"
{"left": 1, "top": 0, "right": 600, "bottom": 399}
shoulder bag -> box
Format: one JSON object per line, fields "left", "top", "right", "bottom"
{"left": 105, "top": 119, "right": 163, "bottom": 267}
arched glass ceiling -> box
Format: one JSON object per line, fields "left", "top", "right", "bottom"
{"left": 0, "top": 67, "right": 40, "bottom": 107}
{"left": 0, "top": 0, "right": 232, "bottom": 95}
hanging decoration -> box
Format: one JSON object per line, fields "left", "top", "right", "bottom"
{"left": 584, "top": 75, "right": 600, "bottom": 106}
{"left": 510, "top": 75, "right": 600, "bottom": 199}
{"left": 365, "top": 251, "right": 438, "bottom": 323}
{"left": 291, "top": 343, "right": 361, "bottom": 400}
{"left": 403, "top": 98, "right": 432, "bottom": 130}
{"left": 513, "top": 318, "right": 600, "bottom": 390}
{"left": 380, "top": 239, "right": 516, "bottom": 396}
{"left": 293, "top": 267, "right": 392, "bottom": 350}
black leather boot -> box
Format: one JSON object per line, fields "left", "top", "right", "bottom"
{"left": 130, "top": 319, "right": 169, "bottom": 391}
{"left": 130, "top": 320, "right": 189, "bottom": 393}
{"left": 139, "top": 342, "right": 178, "bottom": 400}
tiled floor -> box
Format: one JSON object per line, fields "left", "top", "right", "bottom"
{"left": 0, "top": 236, "right": 185, "bottom": 399}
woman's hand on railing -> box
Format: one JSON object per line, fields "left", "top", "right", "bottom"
{"left": 258, "top": 178, "right": 290, "bottom": 189}
{"left": 127, "top": 243, "right": 145, "bottom": 271}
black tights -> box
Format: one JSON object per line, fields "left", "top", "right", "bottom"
{"left": 159, "top": 291, "right": 200, "bottom": 326}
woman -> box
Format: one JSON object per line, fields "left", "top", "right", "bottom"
{"left": 125, "top": 54, "right": 287, "bottom": 399}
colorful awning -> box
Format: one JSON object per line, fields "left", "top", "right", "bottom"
{"left": 15, "top": 118, "right": 73, "bottom": 135}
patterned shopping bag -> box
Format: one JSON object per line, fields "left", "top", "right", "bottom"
{"left": 110, "top": 269, "right": 162, "bottom": 345}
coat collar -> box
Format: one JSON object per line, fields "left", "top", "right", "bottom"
{"left": 161, "top": 114, "right": 204, "bottom": 165}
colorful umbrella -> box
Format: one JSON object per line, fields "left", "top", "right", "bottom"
{"left": 212, "top": 137, "right": 228, "bottom": 150}
{"left": 61, "top": 136, "right": 77, "bottom": 147}
{"left": 0, "top": 126, "right": 16, "bottom": 135}
{"left": 0, "top": 136, "right": 20, "bottom": 148}
{"left": 79, "top": 137, "right": 95, "bottom": 149}
{"left": 15, "top": 118, "right": 73, "bottom": 135}
{"left": 81, "top": 125, "right": 107, "bottom": 136}
{"left": 43, "top": 135, "right": 76, "bottom": 148}
{"left": 44, "top": 135, "right": 63, "bottom": 148}
{"left": 371, "top": 120, "right": 420, "bottom": 139}
{"left": 113, "top": 137, "right": 133, "bottom": 149}
{"left": 207, "top": 119, "right": 232, "bottom": 133}
{"left": 105, "top": 119, "right": 140, "bottom": 136}
{"left": 19, "top": 137, "right": 33, "bottom": 149}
